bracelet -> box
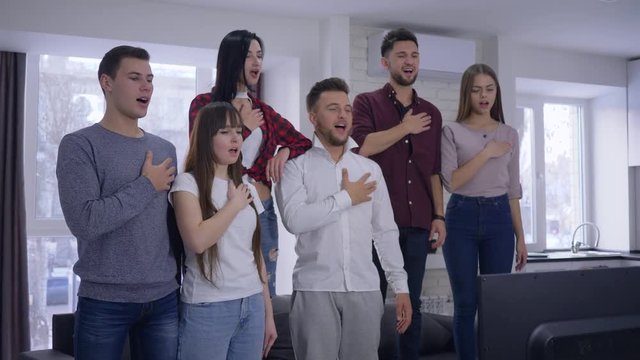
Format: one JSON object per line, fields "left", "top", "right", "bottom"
{"left": 433, "top": 214, "right": 446, "bottom": 222}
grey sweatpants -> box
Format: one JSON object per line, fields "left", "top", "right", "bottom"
{"left": 289, "top": 290, "right": 384, "bottom": 360}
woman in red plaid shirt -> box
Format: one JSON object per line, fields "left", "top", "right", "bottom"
{"left": 189, "top": 30, "right": 312, "bottom": 296}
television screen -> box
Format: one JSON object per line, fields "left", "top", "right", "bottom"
{"left": 477, "top": 266, "right": 640, "bottom": 360}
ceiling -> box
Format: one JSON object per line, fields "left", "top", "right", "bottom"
{"left": 150, "top": 0, "right": 640, "bottom": 59}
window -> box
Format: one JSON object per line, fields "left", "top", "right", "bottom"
{"left": 34, "top": 55, "right": 195, "bottom": 221}
{"left": 515, "top": 107, "right": 535, "bottom": 246}
{"left": 25, "top": 53, "right": 204, "bottom": 349}
{"left": 27, "top": 236, "right": 78, "bottom": 349}
{"left": 516, "top": 98, "right": 587, "bottom": 251}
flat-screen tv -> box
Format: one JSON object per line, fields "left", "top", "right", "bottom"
{"left": 477, "top": 266, "right": 640, "bottom": 360}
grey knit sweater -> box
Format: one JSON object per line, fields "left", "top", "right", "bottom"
{"left": 56, "top": 124, "right": 178, "bottom": 302}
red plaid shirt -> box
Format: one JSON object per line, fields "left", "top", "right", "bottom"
{"left": 189, "top": 92, "right": 312, "bottom": 189}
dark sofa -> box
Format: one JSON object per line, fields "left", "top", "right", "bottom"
{"left": 18, "top": 313, "right": 76, "bottom": 360}
{"left": 19, "top": 295, "right": 455, "bottom": 360}
{"left": 266, "top": 295, "right": 456, "bottom": 360}
{"left": 18, "top": 313, "right": 130, "bottom": 360}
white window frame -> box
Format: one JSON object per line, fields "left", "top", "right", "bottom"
{"left": 22, "top": 54, "right": 79, "bottom": 236}
{"left": 516, "top": 95, "right": 590, "bottom": 251}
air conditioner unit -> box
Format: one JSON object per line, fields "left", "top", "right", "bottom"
{"left": 367, "top": 31, "right": 476, "bottom": 80}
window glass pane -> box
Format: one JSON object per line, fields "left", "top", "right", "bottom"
{"left": 30, "top": 55, "right": 196, "bottom": 349}
{"left": 36, "top": 55, "right": 195, "bottom": 219}
{"left": 27, "top": 236, "right": 79, "bottom": 350}
{"left": 140, "top": 63, "right": 194, "bottom": 170}
{"left": 543, "top": 103, "right": 583, "bottom": 249}
{"left": 517, "top": 107, "right": 535, "bottom": 244}
{"left": 37, "top": 56, "right": 103, "bottom": 219}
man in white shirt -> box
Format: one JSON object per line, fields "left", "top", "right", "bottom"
{"left": 276, "top": 77, "right": 412, "bottom": 359}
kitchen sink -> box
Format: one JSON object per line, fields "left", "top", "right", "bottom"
{"left": 544, "top": 250, "right": 622, "bottom": 259}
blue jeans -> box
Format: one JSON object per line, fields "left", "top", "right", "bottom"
{"left": 178, "top": 292, "right": 265, "bottom": 360}
{"left": 259, "top": 198, "right": 278, "bottom": 296}
{"left": 443, "top": 193, "right": 515, "bottom": 360}
{"left": 74, "top": 290, "right": 178, "bottom": 360}
{"left": 373, "top": 227, "right": 429, "bottom": 360}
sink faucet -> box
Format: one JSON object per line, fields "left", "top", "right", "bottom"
{"left": 571, "top": 222, "right": 600, "bottom": 254}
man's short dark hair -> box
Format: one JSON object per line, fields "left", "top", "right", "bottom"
{"left": 380, "top": 28, "right": 418, "bottom": 57}
{"left": 98, "top": 45, "right": 150, "bottom": 81}
{"left": 306, "top": 77, "right": 350, "bottom": 112}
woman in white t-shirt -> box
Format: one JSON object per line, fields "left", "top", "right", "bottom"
{"left": 170, "top": 102, "right": 277, "bottom": 360}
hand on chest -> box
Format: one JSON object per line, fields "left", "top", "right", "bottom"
{"left": 457, "top": 130, "right": 513, "bottom": 163}
{"left": 302, "top": 160, "right": 373, "bottom": 202}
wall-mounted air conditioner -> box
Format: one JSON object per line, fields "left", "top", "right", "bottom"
{"left": 367, "top": 31, "right": 476, "bottom": 80}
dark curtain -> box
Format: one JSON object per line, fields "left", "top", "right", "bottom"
{"left": 0, "top": 51, "right": 29, "bottom": 359}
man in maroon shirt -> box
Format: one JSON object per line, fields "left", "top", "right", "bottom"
{"left": 352, "top": 28, "right": 446, "bottom": 360}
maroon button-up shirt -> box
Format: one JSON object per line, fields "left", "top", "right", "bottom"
{"left": 189, "top": 92, "right": 312, "bottom": 189}
{"left": 352, "top": 83, "right": 442, "bottom": 230}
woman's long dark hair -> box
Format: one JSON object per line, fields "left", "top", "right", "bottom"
{"left": 211, "top": 30, "right": 264, "bottom": 102}
{"left": 455, "top": 63, "right": 505, "bottom": 124}
{"left": 184, "top": 102, "right": 264, "bottom": 284}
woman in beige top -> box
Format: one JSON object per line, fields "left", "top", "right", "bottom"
{"left": 440, "top": 63, "right": 527, "bottom": 360}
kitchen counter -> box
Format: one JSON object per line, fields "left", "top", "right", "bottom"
{"left": 524, "top": 250, "right": 640, "bottom": 272}
{"left": 527, "top": 250, "right": 640, "bottom": 263}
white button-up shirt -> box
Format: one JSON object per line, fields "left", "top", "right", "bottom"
{"left": 276, "top": 136, "right": 409, "bottom": 294}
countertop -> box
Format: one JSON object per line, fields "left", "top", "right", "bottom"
{"left": 527, "top": 250, "right": 640, "bottom": 263}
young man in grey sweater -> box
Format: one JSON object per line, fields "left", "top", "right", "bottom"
{"left": 56, "top": 45, "right": 179, "bottom": 360}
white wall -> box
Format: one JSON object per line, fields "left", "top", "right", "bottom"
{"left": 509, "top": 42, "right": 627, "bottom": 87}
{"left": 633, "top": 167, "right": 640, "bottom": 250}
{"left": 320, "top": 16, "right": 351, "bottom": 80}
{"left": 350, "top": 25, "right": 462, "bottom": 123}
{"left": 262, "top": 59, "right": 301, "bottom": 295}
{"left": 495, "top": 38, "right": 631, "bottom": 251}
{"left": 590, "top": 89, "right": 630, "bottom": 251}
{"left": 490, "top": 37, "right": 628, "bottom": 129}
{"left": 493, "top": 37, "right": 518, "bottom": 126}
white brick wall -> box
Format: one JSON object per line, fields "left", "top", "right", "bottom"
{"left": 349, "top": 25, "right": 456, "bottom": 306}
{"left": 349, "top": 25, "right": 461, "bottom": 123}
{"left": 422, "top": 268, "right": 452, "bottom": 298}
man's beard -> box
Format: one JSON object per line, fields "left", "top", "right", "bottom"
{"left": 391, "top": 69, "right": 417, "bottom": 86}
{"left": 317, "top": 126, "right": 349, "bottom": 147}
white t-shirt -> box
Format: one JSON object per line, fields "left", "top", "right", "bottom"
{"left": 235, "top": 92, "right": 263, "bottom": 169}
{"left": 169, "top": 173, "right": 263, "bottom": 303}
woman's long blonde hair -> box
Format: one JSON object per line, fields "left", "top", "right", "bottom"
{"left": 184, "top": 102, "right": 264, "bottom": 284}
